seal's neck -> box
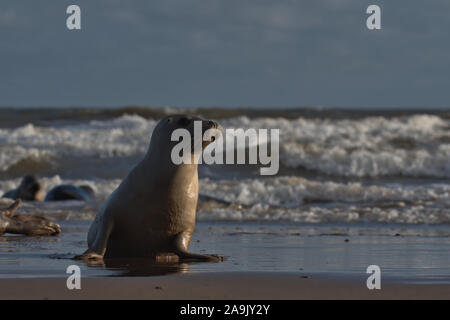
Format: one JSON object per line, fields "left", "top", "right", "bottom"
{"left": 141, "top": 145, "right": 199, "bottom": 182}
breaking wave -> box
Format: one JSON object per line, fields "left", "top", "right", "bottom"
{"left": 0, "top": 113, "right": 449, "bottom": 178}
{"left": 1, "top": 175, "right": 450, "bottom": 225}
{"left": 0, "top": 108, "right": 449, "bottom": 225}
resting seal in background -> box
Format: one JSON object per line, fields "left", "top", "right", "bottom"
{"left": 45, "top": 185, "right": 95, "bottom": 202}
{"left": 76, "top": 115, "right": 223, "bottom": 262}
{"left": 2, "top": 175, "right": 44, "bottom": 201}
{"left": 0, "top": 200, "right": 61, "bottom": 236}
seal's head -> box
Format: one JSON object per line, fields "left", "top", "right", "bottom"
{"left": 147, "top": 115, "right": 221, "bottom": 161}
{"left": 16, "top": 175, "right": 44, "bottom": 201}
{"left": 79, "top": 185, "right": 95, "bottom": 198}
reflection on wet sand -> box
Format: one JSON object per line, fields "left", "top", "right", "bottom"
{"left": 84, "top": 258, "right": 191, "bottom": 277}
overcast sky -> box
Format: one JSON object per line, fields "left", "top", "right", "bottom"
{"left": 1, "top": 0, "right": 449, "bottom": 108}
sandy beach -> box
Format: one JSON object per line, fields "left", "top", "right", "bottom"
{"left": 1, "top": 0, "right": 450, "bottom": 306}
{"left": 1, "top": 218, "right": 450, "bottom": 301}
{"left": 1, "top": 272, "right": 449, "bottom": 300}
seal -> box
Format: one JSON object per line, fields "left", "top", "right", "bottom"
{"left": 2, "top": 175, "right": 44, "bottom": 201}
{"left": 0, "top": 199, "right": 61, "bottom": 236}
{"left": 45, "top": 185, "right": 95, "bottom": 202}
{"left": 76, "top": 115, "right": 223, "bottom": 262}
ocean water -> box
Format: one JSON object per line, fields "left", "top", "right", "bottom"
{"left": 1, "top": 107, "right": 449, "bottom": 224}
{"left": 0, "top": 107, "right": 449, "bottom": 278}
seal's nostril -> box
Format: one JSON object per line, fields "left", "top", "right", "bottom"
{"left": 202, "top": 120, "right": 218, "bottom": 132}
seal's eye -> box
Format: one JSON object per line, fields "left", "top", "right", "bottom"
{"left": 178, "top": 117, "right": 190, "bottom": 126}
{"left": 167, "top": 118, "right": 172, "bottom": 123}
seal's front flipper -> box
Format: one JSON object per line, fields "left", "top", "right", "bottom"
{"left": 0, "top": 199, "right": 21, "bottom": 218}
{"left": 74, "top": 218, "right": 114, "bottom": 261}
{"left": 74, "top": 251, "right": 104, "bottom": 261}
{"left": 173, "top": 232, "right": 223, "bottom": 262}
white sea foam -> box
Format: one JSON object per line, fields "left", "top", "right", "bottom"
{"left": 197, "top": 176, "right": 450, "bottom": 224}
{"left": 1, "top": 175, "right": 449, "bottom": 224}
{"left": 0, "top": 115, "right": 156, "bottom": 172}
{"left": 199, "top": 176, "right": 450, "bottom": 207}
{"left": 220, "top": 115, "right": 450, "bottom": 178}
{"left": 1, "top": 113, "right": 449, "bottom": 225}
{"left": 0, "top": 114, "right": 449, "bottom": 178}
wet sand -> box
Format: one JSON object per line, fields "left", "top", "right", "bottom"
{"left": 1, "top": 221, "right": 450, "bottom": 300}
{"left": 0, "top": 272, "right": 449, "bottom": 300}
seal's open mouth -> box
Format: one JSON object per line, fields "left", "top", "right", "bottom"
{"left": 200, "top": 120, "right": 220, "bottom": 149}
{"left": 204, "top": 120, "right": 219, "bottom": 131}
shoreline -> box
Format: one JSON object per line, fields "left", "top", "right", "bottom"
{"left": 1, "top": 272, "right": 449, "bottom": 300}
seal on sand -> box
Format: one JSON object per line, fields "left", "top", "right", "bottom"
{"left": 0, "top": 200, "right": 61, "bottom": 236}
{"left": 45, "top": 185, "right": 95, "bottom": 202}
{"left": 2, "top": 175, "right": 44, "bottom": 201}
{"left": 76, "top": 115, "right": 223, "bottom": 262}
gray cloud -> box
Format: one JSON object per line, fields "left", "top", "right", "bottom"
{"left": 0, "top": 8, "right": 16, "bottom": 26}
{"left": 0, "top": 0, "right": 449, "bottom": 108}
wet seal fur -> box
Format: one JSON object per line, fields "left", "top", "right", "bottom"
{"left": 75, "top": 115, "right": 223, "bottom": 262}
{"left": 45, "top": 185, "right": 95, "bottom": 202}
{"left": 0, "top": 200, "right": 61, "bottom": 236}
